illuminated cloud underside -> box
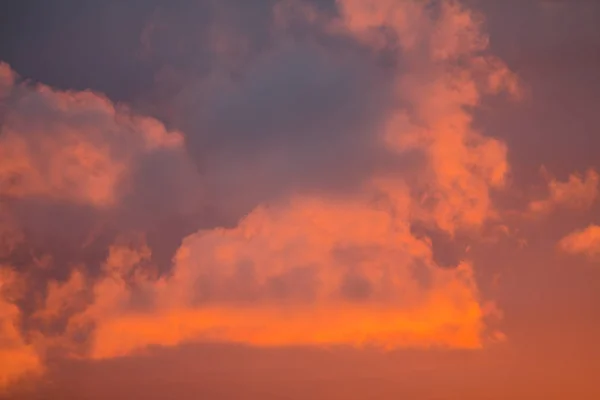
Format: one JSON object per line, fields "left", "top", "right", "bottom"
{"left": 84, "top": 193, "right": 486, "bottom": 359}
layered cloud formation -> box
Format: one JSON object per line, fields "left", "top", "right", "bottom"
{"left": 0, "top": 0, "right": 597, "bottom": 394}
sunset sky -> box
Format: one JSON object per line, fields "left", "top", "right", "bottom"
{"left": 1, "top": 1, "right": 599, "bottom": 399}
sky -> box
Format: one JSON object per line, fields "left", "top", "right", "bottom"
{"left": 0, "top": 0, "right": 599, "bottom": 399}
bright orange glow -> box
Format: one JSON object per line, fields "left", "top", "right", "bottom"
{"left": 89, "top": 296, "right": 484, "bottom": 359}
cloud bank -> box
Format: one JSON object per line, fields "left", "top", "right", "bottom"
{"left": 0, "top": 0, "right": 536, "bottom": 390}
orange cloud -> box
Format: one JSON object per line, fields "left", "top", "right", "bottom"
{"left": 0, "top": 62, "right": 185, "bottom": 208}
{"left": 0, "top": 0, "right": 519, "bottom": 386}
{"left": 529, "top": 168, "right": 599, "bottom": 214}
{"left": 336, "top": 0, "right": 518, "bottom": 234}
{"left": 0, "top": 62, "right": 203, "bottom": 387}
{"left": 33, "top": 270, "right": 87, "bottom": 325}
{"left": 559, "top": 225, "right": 600, "bottom": 259}
{"left": 0, "top": 269, "right": 42, "bottom": 391}
{"left": 0, "top": 62, "right": 15, "bottom": 100}
{"left": 68, "top": 186, "right": 489, "bottom": 359}
{"left": 89, "top": 299, "right": 483, "bottom": 360}
{"left": 0, "top": 205, "right": 22, "bottom": 260}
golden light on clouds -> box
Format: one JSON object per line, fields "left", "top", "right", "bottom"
{"left": 0, "top": 0, "right": 599, "bottom": 397}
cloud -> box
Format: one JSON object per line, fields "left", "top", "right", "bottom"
{"left": 80, "top": 186, "right": 488, "bottom": 359}
{"left": 347, "top": 0, "right": 517, "bottom": 235}
{"left": 0, "top": 0, "right": 520, "bottom": 389}
{"left": 26, "top": 0, "right": 515, "bottom": 360}
{"left": 0, "top": 268, "right": 42, "bottom": 391}
{"left": 0, "top": 62, "right": 14, "bottom": 99}
{"left": 0, "top": 67, "right": 195, "bottom": 209}
{"left": 0, "top": 62, "right": 204, "bottom": 388}
{"left": 21, "top": 187, "right": 490, "bottom": 360}
{"left": 154, "top": 0, "right": 518, "bottom": 231}
{"left": 169, "top": 33, "right": 397, "bottom": 221}
{"left": 0, "top": 61, "right": 206, "bottom": 275}
{"left": 529, "top": 168, "right": 599, "bottom": 214}
{"left": 559, "top": 225, "right": 600, "bottom": 259}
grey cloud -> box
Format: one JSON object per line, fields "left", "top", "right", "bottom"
{"left": 2, "top": 0, "right": 416, "bottom": 225}
{"left": 174, "top": 38, "right": 401, "bottom": 219}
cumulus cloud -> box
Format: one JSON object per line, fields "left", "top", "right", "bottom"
{"left": 0, "top": 62, "right": 204, "bottom": 387}
{"left": 17, "top": 187, "right": 488, "bottom": 360}
{"left": 0, "top": 60, "right": 206, "bottom": 273}
{"left": 559, "top": 225, "right": 600, "bottom": 259}
{"left": 337, "top": 0, "right": 518, "bottom": 235}
{"left": 0, "top": 68, "right": 199, "bottom": 208}
{"left": 80, "top": 186, "right": 488, "bottom": 359}
{"left": 0, "top": 0, "right": 521, "bottom": 389}
{"left": 529, "top": 168, "right": 599, "bottom": 214}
